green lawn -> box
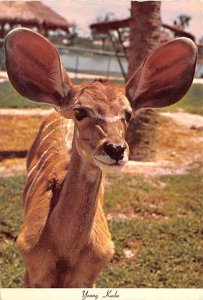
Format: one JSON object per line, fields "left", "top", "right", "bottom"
{"left": 0, "top": 80, "right": 202, "bottom": 114}
{"left": 0, "top": 172, "right": 202, "bottom": 288}
{"left": 0, "top": 81, "right": 48, "bottom": 109}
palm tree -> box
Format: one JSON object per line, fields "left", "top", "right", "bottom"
{"left": 126, "top": 1, "right": 161, "bottom": 161}
{"left": 174, "top": 14, "right": 192, "bottom": 29}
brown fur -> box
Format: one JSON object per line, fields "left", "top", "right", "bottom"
{"left": 16, "top": 81, "right": 130, "bottom": 287}
{"left": 17, "top": 110, "right": 115, "bottom": 287}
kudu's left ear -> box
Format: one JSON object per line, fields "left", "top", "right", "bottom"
{"left": 125, "top": 38, "right": 197, "bottom": 110}
{"left": 4, "top": 28, "right": 72, "bottom": 108}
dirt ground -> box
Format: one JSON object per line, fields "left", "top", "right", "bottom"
{"left": 0, "top": 109, "right": 203, "bottom": 177}
{"left": 123, "top": 112, "right": 203, "bottom": 175}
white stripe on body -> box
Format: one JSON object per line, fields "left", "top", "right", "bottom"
{"left": 25, "top": 118, "right": 73, "bottom": 210}
{"left": 24, "top": 152, "right": 55, "bottom": 211}
{"left": 42, "top": 117, "right": 60, "bottom": 131}
{"left": 26, "top": 125, "right": 66, "bottom": 180}
{"left": 26, "top": 148, "right": 50, "bottom": 181}
{"left": 65, "top": 119, "right": 74, "bottom": 151}
{"left": 40, "top": 124, "right": 67, "bottom": 148}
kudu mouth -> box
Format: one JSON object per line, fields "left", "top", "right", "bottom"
{"left": 93, "top": 137, "right": 129, "bottom": 171}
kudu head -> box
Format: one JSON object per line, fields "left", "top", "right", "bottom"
{"left": 4, "top": 28, "right": 197, "bottom": 172}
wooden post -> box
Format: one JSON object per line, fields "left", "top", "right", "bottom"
{"left": 128, "top": 1, "right": 161, "bottom": 77}
{"left": 126, "top": 1, "right": 161, "bottom": 161}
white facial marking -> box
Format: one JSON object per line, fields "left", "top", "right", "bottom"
{"left": 95, "top": 125, "right": 107, "bottom": 137}
{"left": 94, "top": 154, "right": 128, "bottom": 166}
{"left": 89, "top": 113, "right": 123, "bottom": 122}
{"left": 94, "top": 158, "right": 126, "bottom": 173}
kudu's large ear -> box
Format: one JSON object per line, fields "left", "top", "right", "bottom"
{"left": 4, "top": 28, "right": 72, "bottom": 107}
{"left": 125, "top": 38, "right": 197, "bottom": 110}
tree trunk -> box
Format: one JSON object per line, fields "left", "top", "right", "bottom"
{"left": 126, "top": 1, "right": 161, "bottom": 161}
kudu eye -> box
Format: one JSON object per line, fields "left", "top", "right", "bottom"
{"left": 74, "top": 108, "right": 87, "bottom": 121}
{"left": 125, "top": 111, "right": 132, "bottom": 123}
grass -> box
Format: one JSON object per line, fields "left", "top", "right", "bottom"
{"left": 0, "top": 81, "right": 202, "bottom": 113}
{"left": 0, "top": 176, "right": 24, "bottom": 287}
{"left": 97, "top": 173, "right": 203, "bottom": 288}
{"left": 0, "top": 172, "right": 203, "bottom": 287}
{"left": 0, "top": 81, "right": 49, "bottom": 109}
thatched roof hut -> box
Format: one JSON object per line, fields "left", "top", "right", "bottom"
{"left": 0, "top": 1, "right": 70, "bottom": 38}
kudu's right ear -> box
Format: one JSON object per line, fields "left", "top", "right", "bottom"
{"left": 4, "top": 28, "right": 72, "bottom": 108}
{"left": 125, "top": 38, "right": 197, "bottom": 110}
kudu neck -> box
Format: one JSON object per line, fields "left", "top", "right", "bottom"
{"left": 48, "top": 127, "right": 103, "bottom": 258}
{"left": 69, "top": 127, "right": 102, "bottom": 183}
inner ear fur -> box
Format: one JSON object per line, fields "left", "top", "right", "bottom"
{"left": 125, "top": 38, "right": 197, "bottom": 110}
{"left": 4, "top": 28, "right": 72, "bottom": 107}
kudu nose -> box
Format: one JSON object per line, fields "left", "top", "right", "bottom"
{"left": 104, "top": 143, "right": 126, "bottom": 161}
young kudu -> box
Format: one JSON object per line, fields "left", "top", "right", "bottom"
{"left": 4, "top": 28, "right": 197, "bottom": 288}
